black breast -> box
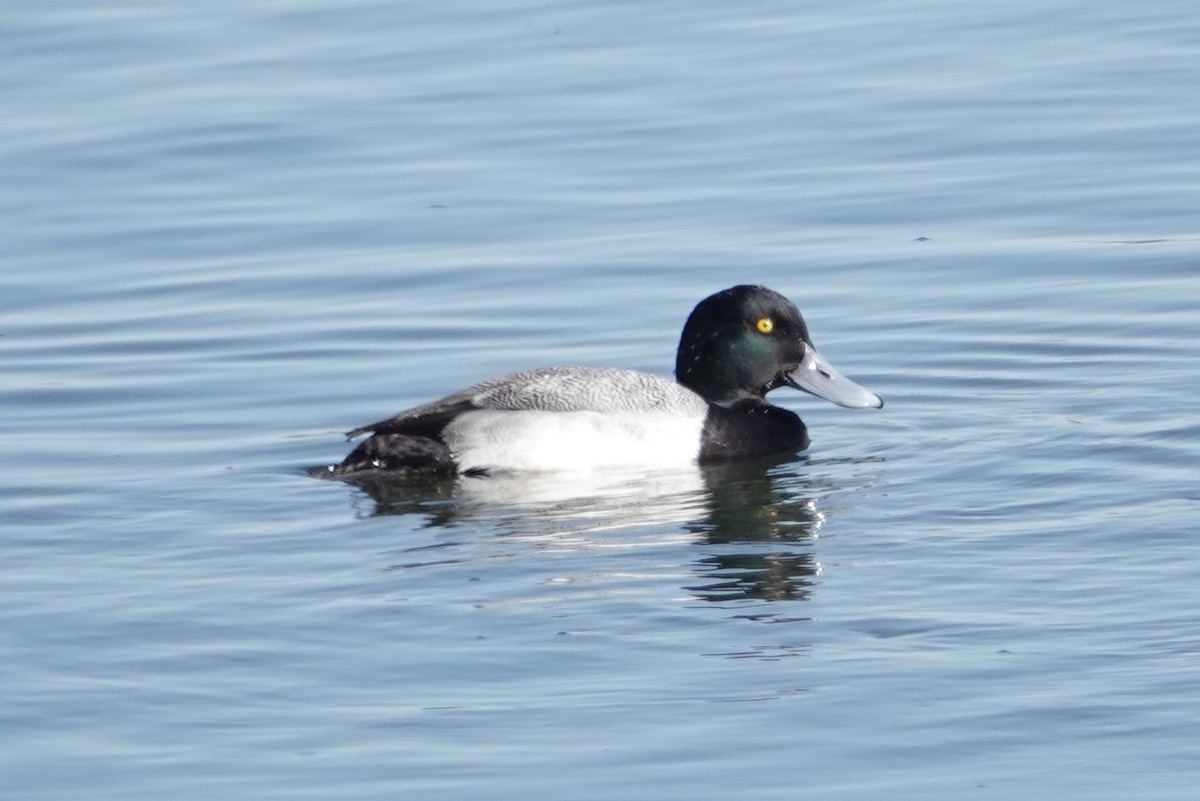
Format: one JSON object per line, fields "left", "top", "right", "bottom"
{"left": 698, "top": 401, "right": 810, "bottom": 462}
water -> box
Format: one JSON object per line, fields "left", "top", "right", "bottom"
{"left": 4, "top": 1, "right": 1200, "bottom": 798}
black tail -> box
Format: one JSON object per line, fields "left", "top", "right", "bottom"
{"left": 311, "top": 433, "right": 457, "bottom": 479}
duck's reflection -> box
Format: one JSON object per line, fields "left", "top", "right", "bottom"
{"left": 688, "top": 551, "right": 818, "bottom": 603}
{"left": 321, "top": 453, "right": 880, "bottom": 606}
{"left": 681, "top": 458, "right": 826, "bottom": 603}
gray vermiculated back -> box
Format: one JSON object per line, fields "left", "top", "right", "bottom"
{"left": 443, "top": 367, "right": 707, "bottom": 416}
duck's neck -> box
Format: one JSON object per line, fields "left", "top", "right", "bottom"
{"left": 684, "top": 382, "right": 759, "bottom": 407}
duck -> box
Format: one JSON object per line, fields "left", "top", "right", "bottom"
{"left": 315, "top": 285, "right": 882, "bottom": 478}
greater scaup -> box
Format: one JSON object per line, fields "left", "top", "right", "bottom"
{"left": 315, "top": 285, "right": 881, "bottom": 477}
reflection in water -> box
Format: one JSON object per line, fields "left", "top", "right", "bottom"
{"left": 693, "top": 459, "right": 828, "bottom": 543}
{"left": 688, "top": 552, "right": 819, "bottom": 603}
{"left": 335, "top": 464, "right": 710, "bottom": 531}
{"left": 319, "top": 453, "right": 882, "bottom": 607}
{"left": 684, "top": 459, "right": 827, "bottom": 605}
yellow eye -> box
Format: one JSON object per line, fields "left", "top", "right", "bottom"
{"left": 756, "top": 317, "right": 775, "bottom": 334}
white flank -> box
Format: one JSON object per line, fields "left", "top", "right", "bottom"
{"left": 443, "top": 409, "right": 705, "bottom": 473}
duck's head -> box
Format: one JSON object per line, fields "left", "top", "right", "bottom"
{"left": 674, "top": 285, "right": 883, "bottom": 409}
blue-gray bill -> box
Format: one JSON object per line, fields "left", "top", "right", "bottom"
{"left": 786, "top": 344, "right": 884, "bottom": 409}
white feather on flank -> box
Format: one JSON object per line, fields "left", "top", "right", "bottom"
{"left": 443, "top": 409, "right": 706, "bottom": 473}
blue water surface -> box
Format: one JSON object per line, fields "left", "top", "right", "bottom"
{"left": 3, "top": 1, "right": 1200, "bottom": 799}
